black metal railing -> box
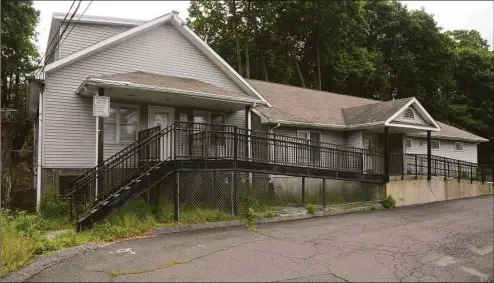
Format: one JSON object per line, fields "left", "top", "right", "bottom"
{"left": 65, "top": 121, "right": 385, "bottom": 222}
{"left": 390, "top": 153, "right": 494, "bottom": 182}
{"left": 65, "top": 124, "right": 174, "bottom": 220}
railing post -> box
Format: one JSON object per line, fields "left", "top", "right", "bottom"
{"left": 174, "top": 171, "right": 180, "bottom": 221}
{"left": 322, "top": 178, "right": 326, "bottom": 208}
{"left": 233, "top": 171, "right": 238, "bottom": 216}
{"left": 301, "top": 176, "right": 305, "bottom": 205}
{"left": 457, "top": 160, "right": 461, "bottom": 182}
{"left": 384, "top": 127, "right": 390, "bottom": 182}
{"left": 445, "top": 161, "right": 449, "bottom": 181}
{"left": 234, "top": 127, "right": 238, "bottom": 161}
{"left": 481, "top": 166, "right": 485, "bottom": 184}
{"left": 427, "top": 130, "right": 432, "bottom": 181}
{"left": 414, "top": 154, "right": 418, "bottom": 179}
{"left": 470, "top": 164, "right": 473, "bottom": 183}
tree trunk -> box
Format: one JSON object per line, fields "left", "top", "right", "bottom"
{"left": 244, "top": 0, "right": 251, "bottom": 79}
{"left": 295, "top": 58, "right": 305, "bottom": 88}
{"left": 316, "top": 43, "right": 321, "bottom": 90}
{"left": 231, "top": 0, "right": 243, "bottom": 76}
{"left": 260, "top": 51, "right": 268, "bottom": 81}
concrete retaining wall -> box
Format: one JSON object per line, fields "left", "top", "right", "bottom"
{"left": 386, "top": 176, "right": 494, "bottom": 206}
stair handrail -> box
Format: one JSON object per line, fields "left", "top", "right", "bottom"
{"left": 63, "top": 124, "right": 169, "bottom": 199}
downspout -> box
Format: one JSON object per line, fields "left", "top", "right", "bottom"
{"left": 268, "top": 123, "right": 281, "bottom": 183}
{"left": 247, "top": 103, "right": 256, "bottom": 184}
{"left": 36, "top": 90, "right": 43, "bottom": 211}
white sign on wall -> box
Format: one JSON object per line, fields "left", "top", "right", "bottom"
{"left": 93, "top": 96, "right": 110, "bottom": 117}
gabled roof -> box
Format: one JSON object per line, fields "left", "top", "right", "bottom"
{"left": 89, "top": 71, "right": 234, "bottom": 97}
{"left": 249, "top": 79, "right": 487, "bottom": 142}
{"left": 76, "top": 71, "right": 264, "bottom": 104}
{"left": 342, "top": 98, "right": 413, "bottom": 126}
{"left": 44, "top": 12, "right": 271, "bottom": 106}
{"left": 248, "top": 79, "right": 376, "bottom": 128}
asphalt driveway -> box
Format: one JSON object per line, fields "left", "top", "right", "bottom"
{"left": 27, "top": 195, "right": 493, "bottom": 282}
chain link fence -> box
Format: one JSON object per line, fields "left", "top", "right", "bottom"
{"left": 159, "top": 170, "right": 385, "bottom": 219}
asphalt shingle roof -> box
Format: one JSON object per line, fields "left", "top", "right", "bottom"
{"left": 91, "top": 71, "right": 242, "bottom": 98}
{"left": 248, "top": 79, "right": 488, "bottom": 142}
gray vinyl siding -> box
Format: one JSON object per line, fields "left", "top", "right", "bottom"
{"left": 405, "top": 137, "right": 478, "bottom": 163}
{"left": 43, "top": 23, "right": 251, "bottom": 168}
{"left": 59, "top": 23, "right": 133, "bottom": 59}
{"left": 346, "top": 131, "right": 364, "bottom": 149}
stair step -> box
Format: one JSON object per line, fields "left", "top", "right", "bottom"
{"left": 123, "top": 186, "right": 131, "bottom": 190}
{"left": 101, "top": 201, "right": 109, "bottom": 206}
{"left": 91, "top": 209, "right": 98, "bottom": 214}
{"left": 112, "top": 193, "right": 120, "bottom": 198}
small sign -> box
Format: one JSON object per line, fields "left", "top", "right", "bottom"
{"left": 93, "top": 96, "right": 110, "bottom": 117}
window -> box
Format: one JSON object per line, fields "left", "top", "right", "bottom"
{"left": 103, "top": 104, "right": 139, "bottom": 143}
{"left": 406, "top": 138, "right": 412, "bottom": 149}
{"left": 404, "top": 108, "right": 415, "bottom": 119}
{"left": 431, "top": 140, "right": 440, "bottom": 150}
{"left": 211, "top": 113, "right": 226, "bottom": 146}
{"left": 455, "top": 142, "right": 464, "bottom": 151}
{"left": 192, "top": 111, "right": 226, "bottom": 147}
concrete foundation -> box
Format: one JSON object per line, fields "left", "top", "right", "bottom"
{"left": 386, "top": 175, "right": 494, "bottom": 206}
{"left": 41, "top": 168, "right": 89, "bottom": 195}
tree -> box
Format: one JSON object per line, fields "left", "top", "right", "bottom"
{"left": 1, "top": 0, "right": 40, "bottom": 207}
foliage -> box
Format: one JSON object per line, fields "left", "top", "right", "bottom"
{"left": 381, "top": 195, "right": 396, "bottom": 209}
{"left": 1, "top": 0, "right": 40, "bottom": 208}
{"left": 305, "top": 204, "right": 315, "bottom": 214}
{"left": 188, "top": 0, "right": 494, "bottom": 164}
{"left": 39, "top": 189, "right": 69, "bottom": 220}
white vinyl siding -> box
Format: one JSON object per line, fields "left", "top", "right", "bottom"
{"left": 346, "top": 131, "right": 364, "bottom": 149}
{"left": 392, "top": 105, "right": 429, "bottom": 125}
{"left": 43, "top": 23, "right": 251, "bottom": 168}
{"left": 59, "top": 23, "right": 133, "bottom": 59}
{"left": 405, "top": 137, "right": 478, "bottom": 163}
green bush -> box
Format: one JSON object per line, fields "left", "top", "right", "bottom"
{"left": 306, "top": 204, "right": 316, "bottom": 214}
{"left": 381, "top": 195, "right": 396, "bottom": 209}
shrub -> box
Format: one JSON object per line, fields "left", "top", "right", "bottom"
{"left": 381, "top": 195, "right": 396, "bottom": 209}
{"left": 306, "top": 204, "right": 316, "bottom": 214}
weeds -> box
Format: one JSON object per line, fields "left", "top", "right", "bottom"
{"left": 381, "top": 195, "right": 396, "bottom": 209}
{"left": 305, "top": 204, "right": 316, "bottom": 214}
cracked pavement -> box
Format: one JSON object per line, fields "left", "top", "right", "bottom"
{"left": 28, "top": 195, "right": 493, "bottom": 282}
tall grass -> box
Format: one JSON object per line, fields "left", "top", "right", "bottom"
{"left": 1, "top": 196, "right": 239, "bottom": 276}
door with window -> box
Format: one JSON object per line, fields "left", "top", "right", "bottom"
{"left": 297, "top": 130, "right": 321, "bottom": 166}
{"left": 148, "top": 107, "right": 175, "bottom": 160}
{"left": 365, "top": 134, "right": 379, "bottom": 173}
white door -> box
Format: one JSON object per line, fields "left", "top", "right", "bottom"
{"left": 148, "top": 107, "right": 175, "bottom": 160}
{"left": 365, "top": 134, "right": 379, "bottom": 173}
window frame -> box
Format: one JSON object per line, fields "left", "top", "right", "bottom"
{"left": 192, "top": 110, "right": 227, "bottom": 147}
{"left": 103, "top": 103, "right": 140, "bottom": 144}
{"left": 455, "top": 142, "right": 464, "bottom": 151}
{"left": 430, "top": 140, "right": 440, "bottom": 150}
{"left": 406, "top": 138, "right": 412, "bottom": 149}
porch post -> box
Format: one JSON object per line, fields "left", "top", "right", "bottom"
{"left": 427, "top": 130, "right": 432, "bottom": 181}
{"left": 95, "top": 88, "right": 105, "bottom": 198}
{"left": 384, "top": 126, "right": 390, "bottom": 182}
{"left": 97, "top": 88, "right": 105, "bottom": 166}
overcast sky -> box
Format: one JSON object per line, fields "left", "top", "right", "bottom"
{"left": 33, "top": 0, "right": 494, "bottom": 55}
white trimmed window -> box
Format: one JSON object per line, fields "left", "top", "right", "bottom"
{"left": 431, "top": 140, "right": 440, "bottom": 150}
{"left": 104, "top": 104, "right": 139, "bottom": 143}
{"left": 455, "top": 142, "right": 464, "bottom": 151}
{"left": 406, "top": 138, "right": 412, "bottom": 149}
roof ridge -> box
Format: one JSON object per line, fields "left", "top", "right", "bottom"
{"left": 53, "top": 12, "right": 148, "bottom": 25}
{"left": 247, "top": 79, "right": 379, "bottom": 103}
